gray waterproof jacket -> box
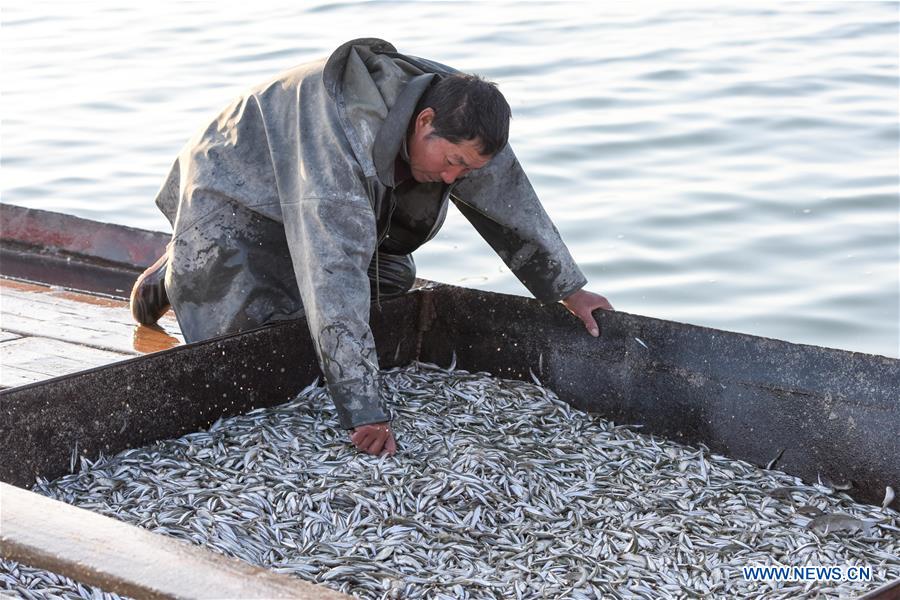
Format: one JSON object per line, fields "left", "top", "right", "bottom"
{"left": 155, "top": 39, "right": 586, "bottom": 429}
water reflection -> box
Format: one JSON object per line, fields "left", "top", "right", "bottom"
{"left": 132, "top": 322, "right": 181, "bottom": 354}
{"left": 2, "top": 2, "right": 897, "bottom": 356}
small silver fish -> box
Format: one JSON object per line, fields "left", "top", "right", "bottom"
{"left": 765, "top": 448, "right": 785, "bottom": 470}
{"left": 795, "top": 505, "right": 824, "bottom": 517}
{"left": 4, "top": 363, "right": 895, "bottom": 600}
{"left": 807, "top": 513, "right": 872, "bottom": 536}
{"left": 817, "top": 472, "right": 853, "bottom": 492}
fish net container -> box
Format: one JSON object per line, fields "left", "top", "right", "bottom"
{"left": 2, "top": 364, "right": 898, "bottom": 599}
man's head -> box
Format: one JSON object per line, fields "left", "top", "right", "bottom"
{"left": 407, "top": 74, "right": 511, "bottom": 185}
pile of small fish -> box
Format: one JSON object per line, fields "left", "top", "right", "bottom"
{"left": 0, "top": 564, "right": 124, "bottom": 600}
{"left": 2, "top": 363, "right": 898, "bottom": 599}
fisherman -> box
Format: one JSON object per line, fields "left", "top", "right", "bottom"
{"left": 130, "top": 38, "right": 613, "bottom": 457}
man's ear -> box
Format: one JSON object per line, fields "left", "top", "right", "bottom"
{"left": 416, "top": 107, "right": 435, "bottom": 130}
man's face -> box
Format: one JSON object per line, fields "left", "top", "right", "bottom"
{"left": 407, "top": 108, "right": 492, "bottom": 185}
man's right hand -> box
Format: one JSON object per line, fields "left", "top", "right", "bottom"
{"left": 350, "top": 422, "right": 397, "bottom": 456}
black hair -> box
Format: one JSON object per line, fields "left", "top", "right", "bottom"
{"left": 414, "top": 73, "right": 511, "bottom": 157}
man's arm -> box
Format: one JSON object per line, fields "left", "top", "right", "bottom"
{"left": 451, "top": 145, "right": 587, "bottom": 302}
{"left": 280, "top": 194, "right": 395, "bottom": 454}
{"left": 451, "top": 144, "right": 614, "bottom": 332}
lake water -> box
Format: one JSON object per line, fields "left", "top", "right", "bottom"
{"left": 3, "top": 2, "right": 898, "bottom": 357}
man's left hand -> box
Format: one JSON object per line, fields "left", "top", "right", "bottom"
{"left": 561, "top": 289, "right": 614, "bottom": 337}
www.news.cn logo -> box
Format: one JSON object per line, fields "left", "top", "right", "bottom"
{"left": 742, "top": 565, "right": 872, "bottom": 582}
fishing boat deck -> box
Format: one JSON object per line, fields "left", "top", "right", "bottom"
{"left": 0, "top": 278, "right": 182, "bottom": 389}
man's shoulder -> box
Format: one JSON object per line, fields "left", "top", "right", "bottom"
{"left": 323, "top": 38, "right": 398, "bottom": 99}
{"left": 323, "top": 38, "right": 459, "bottom": 97}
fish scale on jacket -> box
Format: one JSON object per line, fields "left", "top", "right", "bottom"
{"left": 153, "top": 38, "right": 587, "bottom": 429}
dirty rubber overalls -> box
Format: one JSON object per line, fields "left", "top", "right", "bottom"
{"left": 153, "top": 39, "right": 587, "bottom": 429}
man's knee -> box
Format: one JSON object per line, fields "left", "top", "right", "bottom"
{"left": 368, "top": 252, "right": 416, "bottom": 300}
{"left": 165, "top": 208, "right": 301, "bottom": 341}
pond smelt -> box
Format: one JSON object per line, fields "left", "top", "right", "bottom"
{"left": 2, "top": 363, "right": 897, "bottom": 599}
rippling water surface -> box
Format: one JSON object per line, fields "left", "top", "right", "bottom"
{"left": 3, "top": 2, "right": 898, "bottom": 356}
